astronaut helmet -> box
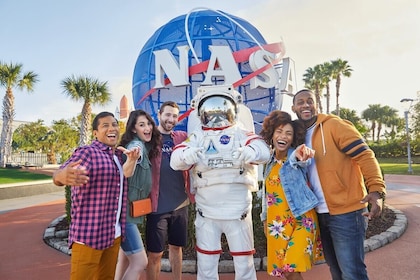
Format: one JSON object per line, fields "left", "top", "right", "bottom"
{"left": 191, "top": 85, "right": 243, "bottom": 128}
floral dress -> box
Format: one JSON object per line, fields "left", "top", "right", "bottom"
{"left": 266, "top": 162, "right": 323, "bottom": 277}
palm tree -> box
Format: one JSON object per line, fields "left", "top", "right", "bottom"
{"left": 303, "top": 65, "right": 325, "bottom": 113}
{"left": 333, "top": 107, "right": 368, "bottom": 138}
{"left": 330, "top": 58, "right": 352, "bottom": 117}
{"left": 320, "top": 62, "right": 333, "bottom": 113}
{"left": 379, "top": 106, "right": 399, "bottom": 142}
{"left": 332, "top": 107, "right": 359, "bottom": 124}
{"left": 61, "top": 75, "right": 111, "bottom": 146}
{"left": 361, "top": 105, "right": 400, "bottom": 143}
{"left": 0, "top": 62, "right": 39, "bottom": 167}
{"left": 384, "top": 116, "right": 404, "bottom": 141}
{"left": 362, "top": 104, "right": 381, "bottom": 142}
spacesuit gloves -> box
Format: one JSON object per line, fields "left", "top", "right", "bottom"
{"left": 182, "top": 147, "right": 204, "bottom": 165}
{"left": 238, "top": 145, "right": 258, "bottom": 164}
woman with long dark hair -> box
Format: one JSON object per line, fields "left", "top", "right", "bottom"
{"left": 115, "top": 110, "right": 161, "bottom": 280}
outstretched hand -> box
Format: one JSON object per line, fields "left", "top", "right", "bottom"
{"left": 295, "top": 144, "right": 315, "bottom": 161}
{"left": 117, "top": 146, "right": 141, "bottom": 161}
{"left": 361, "top": 192, "right": 383, "bottom": 220}
{"left": 55, "top": 159, "right": 89, "bottom": 186}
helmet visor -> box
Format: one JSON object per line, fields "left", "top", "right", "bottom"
{"left": 198, "top": 95, "right": 236, "bottom": 128}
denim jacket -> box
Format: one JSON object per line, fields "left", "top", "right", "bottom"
{"left": 261, "top": 148, "right": 319, "bottom": 220}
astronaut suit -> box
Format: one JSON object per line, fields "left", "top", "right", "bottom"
{"left": 170, "top": 85, "right": 270, "bottom": 280}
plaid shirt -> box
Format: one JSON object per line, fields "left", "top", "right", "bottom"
{"left": 61, "top": 140, "right": 127, "bottom": 250}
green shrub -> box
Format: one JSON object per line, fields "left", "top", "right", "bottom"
{"left": 65, "top": 185, "right": 72, "bottom": 223}
{"left": 252, "top": 190, "right": 267, "bottom": 258}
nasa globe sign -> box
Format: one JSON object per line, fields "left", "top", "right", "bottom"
{"left": 132, "top": 8, "right": 293, "bottom": 132}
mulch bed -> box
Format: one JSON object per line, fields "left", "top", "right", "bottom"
{"left": 54, "top": 206, "right": 395, "bottom": 261}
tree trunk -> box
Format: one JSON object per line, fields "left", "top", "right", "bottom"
{"left": 335, "top": 75, "right": 341, "bottom": 117}
{"left": 0, "top": 89, "right": 15, "bottom": 167}
{"left": 79, "top": 102, "right": 92, "bottom": 146}
{"left": 325, "top": 85, "right": 330, "bottom": 114}
{"left": 47, "top": 145, "right": 57, "bottom": 164}
{"left": 371, "top": 122, "right": 376, "bottom": 142}
{"left": 315, "top": 85, "right": 323, "bottom": 113}
{"left": 377, "top": 124, "right": 382, "bottom": 143}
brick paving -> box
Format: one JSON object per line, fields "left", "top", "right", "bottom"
{"left": 1, "top": 169, "right": 419, "bottom": 280}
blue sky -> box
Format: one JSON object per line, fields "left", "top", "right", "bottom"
{"left": 1, "top": 0, "right": 419, "bottom": 125}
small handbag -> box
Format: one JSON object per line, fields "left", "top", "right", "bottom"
{"left": 130, "top": 197, "right": 152, "bottom": 217}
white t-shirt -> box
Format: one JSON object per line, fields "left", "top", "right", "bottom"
{"left": 113, "top": 154, "right": 124, "bottom": 238}
{"left": 306, "top": 124, "right": 329, "bottom": 214}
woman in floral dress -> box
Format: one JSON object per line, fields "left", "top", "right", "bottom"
{"left": 260, "top": 111, "right": 323, "bottom": 279}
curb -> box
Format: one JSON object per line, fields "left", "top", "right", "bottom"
{"left": 363, "top": 205, "right": 408, "bottom": 252}
{"left": 43, "top": 214, "right": 71, "bottom": 255}
{"left": 0, "top": 180, "right": 57, "bottom": 200}
{"left": 43, "top": 204, "right": 408, "bottom": 273}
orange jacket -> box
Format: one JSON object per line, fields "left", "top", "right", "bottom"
{"left": 311, "top": 114, "right": 386, "bottom": 215}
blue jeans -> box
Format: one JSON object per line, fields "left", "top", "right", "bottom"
{"left": 318, "top": 209, "right": 369, "bottom": 280}
{"left": 120, "top": 223, "right": 145, "bottom": 255}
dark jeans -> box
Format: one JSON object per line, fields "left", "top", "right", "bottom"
{"left": 318, "top": 209, "right": 369, "bottom": 280}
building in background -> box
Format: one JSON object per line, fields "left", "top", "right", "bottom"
{"left": 0, "top": 119, "right": 30, "bottom": 135}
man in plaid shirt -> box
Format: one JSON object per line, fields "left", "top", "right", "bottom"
{"left": 53, "top": 112, "right": 140, "bottom": 280}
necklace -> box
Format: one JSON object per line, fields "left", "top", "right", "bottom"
{"left": 275, "top": 156, "right": 287, "bottom": 165}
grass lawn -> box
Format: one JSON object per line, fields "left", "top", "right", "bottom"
{"left": 0, "top": 168, "right": 51, "bottom": 184}
{"left": 377, "top": 156, "right": 420, "bottom": 175}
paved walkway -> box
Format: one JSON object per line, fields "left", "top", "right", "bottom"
{"left": 0, "top": 173, "right": 419, "bottom": 279}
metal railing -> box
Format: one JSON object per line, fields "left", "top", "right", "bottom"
{"left": 10, "top": 152, "right": 48, "bottom": 167}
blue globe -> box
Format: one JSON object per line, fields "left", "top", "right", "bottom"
{"left": 132, "top": 9, "right": 283, "bottom": 132}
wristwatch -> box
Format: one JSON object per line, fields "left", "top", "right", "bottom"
{"left": 374, "top": 191, "right": 386, "bottom": 200}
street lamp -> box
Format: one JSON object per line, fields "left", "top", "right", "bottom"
{"left": 400, "top": 98, "right": 414, "bottom": 174}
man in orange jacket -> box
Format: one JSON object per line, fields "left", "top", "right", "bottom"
{"left": 292, "top": 89, "right": 386, "bottom": 280}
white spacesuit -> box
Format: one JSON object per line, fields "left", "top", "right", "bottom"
{"left": 170, "top": 85, "right": 270, "bottom": 280}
